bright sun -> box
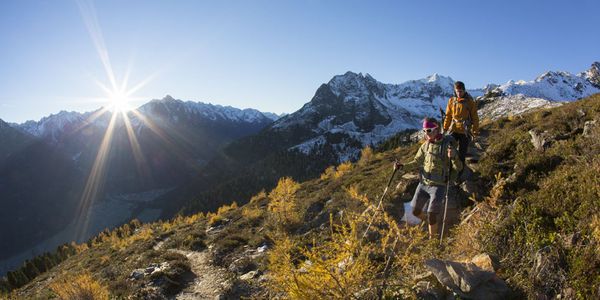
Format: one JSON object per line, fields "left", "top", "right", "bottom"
{"left": 108, "top": 91, "right": 132, "bottom": 112}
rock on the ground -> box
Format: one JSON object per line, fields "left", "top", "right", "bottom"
{"left": 583, "top": 119, "right": 597, "bottom": 137}
{"left": 529, "top": 129, "right": 552, "bottom": 151}
{"left": 239, "top": 270, "right": 259, "bottom": 281}
{"left": 425, "top": 258, "right": 509, "bottom": 300}
{"left": 470, "top": 253, "right": 498, "bottom": 272}
{"left": 129, "top": 262, "right": 170, "bottom": 280}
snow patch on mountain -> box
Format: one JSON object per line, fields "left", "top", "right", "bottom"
{"left": 492, "top": 68, "right": 600, "bottom": 101}
{"left": 16, "top": 110, "right": 89, "bottom": 140}
{"left": 289, "top": 135, "right": 327, "bottom": 155}
{"left": 479, "top": 95, "right": 563, "bottom": 120}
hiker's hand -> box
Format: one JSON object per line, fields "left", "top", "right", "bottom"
{"left": 393, "top": 161, "right": 403, "bottom": 170}
{"left": 447, "top": 147, "right": 455, "bottom": 158}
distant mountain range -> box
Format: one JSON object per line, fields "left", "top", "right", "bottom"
{"left": 0, "top": 98, "right": 278, "bottom": 275}
{"left": 1, "top": 61, "right": 598, "bottom": 277}
{"left": 478, "top": 62, "right": 600, "bottom": 119}
{"left": 13, "top": 96, "right": 279, "bottom": 142}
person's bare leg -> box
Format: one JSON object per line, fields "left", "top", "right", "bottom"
{"left": 428, "top": 213, "right": 438, "bottom": 239}
{"left": 416, "top": 211, "right": 427, "bottom": 222}
{"left": 428, "top": 223, "right": 438, "bottom": 239}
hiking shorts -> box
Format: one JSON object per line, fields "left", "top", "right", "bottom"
{"left": 410, "top": 182, "right": 459, "bottom": 215}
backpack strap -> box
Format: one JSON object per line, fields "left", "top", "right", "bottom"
{"left": 440, "top": 135, "right": 455, "bottom": 179}
{"left": 451, "top": 96, "right": 472, "bottom": 125}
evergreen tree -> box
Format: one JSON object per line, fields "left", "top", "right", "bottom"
{"left": 7, "top": 270, "right": 28, "bottom": 288}
{"left": 22, "top": 260, "right": 40, "bottom": 280}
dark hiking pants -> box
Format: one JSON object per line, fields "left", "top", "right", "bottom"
{"left": 451, "top": 132, "right": 470, "bottom": 163}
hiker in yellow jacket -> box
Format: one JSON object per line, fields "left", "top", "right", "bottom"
{"left": 443, "top": 81, "right": 479, "bottom": 163}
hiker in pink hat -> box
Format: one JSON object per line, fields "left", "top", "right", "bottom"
{"left": 394, "top": 118, "right": 463, "bottom": 239}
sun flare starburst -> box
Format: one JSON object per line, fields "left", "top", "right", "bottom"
{"left": 107, "top": 90, "right": 132, "bottom": 112}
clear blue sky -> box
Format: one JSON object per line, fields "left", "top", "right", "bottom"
{"left": 0, "top": 0, "right": 598, "bottom": 123}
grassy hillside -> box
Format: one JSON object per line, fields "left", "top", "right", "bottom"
{"left": 455, "top": 93, "right": 600, "bottom": 298}
{"left": 3, "top": 94, "right": 599, "bottom": 299}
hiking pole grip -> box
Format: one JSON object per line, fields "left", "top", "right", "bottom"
{"left": 386, "top": 163, "right": 399, "bottom": 188}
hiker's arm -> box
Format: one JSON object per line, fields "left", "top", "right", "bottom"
{"left": 470, "top": 99, "right": 479, "bottom": 136}
{"left": 443, "top": 99, "right": 452, "bottom": 132}
{"left": 406, "top": 144, "right": 425, "bottom": 167}
{"left": 394, "top": 144, "right": 424, "bottom": 170}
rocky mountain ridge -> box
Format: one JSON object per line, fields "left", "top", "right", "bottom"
{"left": 14, "top": 96, "right": 279, "bottom": 143}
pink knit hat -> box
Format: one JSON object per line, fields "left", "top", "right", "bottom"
{"left": 422, "top": 119, "right": 438, "bottom": 129}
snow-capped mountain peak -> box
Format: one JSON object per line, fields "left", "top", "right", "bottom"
{"left": 423, "top": 73, "right": 454, "bottom": 87}
{"left": 273, "top": 71, "right": 465, "bottom": 161}
{"left": 17, "top": 110, "right": 87, "bottom": 140}
{"left": 492, "top": 63, "right": 600, "bottom": 101}
{"left": 161, "top": 94, "right": 176, "bottom": 102}
{"left": 581, "top": 61, "right": 600, "bottom": 88}
{"left": 327, "top": 71, "right": 383, "bottom": 98}
{"left": 140, "top": 95, "right": 278, "bottom": 124}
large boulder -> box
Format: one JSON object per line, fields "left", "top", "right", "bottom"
{"left": 425, "top": 258, "right": 509, "bottom": 299}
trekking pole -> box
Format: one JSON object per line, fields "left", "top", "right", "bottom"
{"left": 378, "top": 235, "right": 399, "bottom": 300}
{"left": 440, "top": 152, "right": 452, "bottom": 244}
{"left": 361, "top": 161, "right": 399, "bottom": 241}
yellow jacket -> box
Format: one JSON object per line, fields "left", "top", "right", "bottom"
{"left": 443, "top": 95, "right": 479, "bottom": 136}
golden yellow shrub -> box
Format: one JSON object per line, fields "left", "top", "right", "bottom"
{"left": 50, "top": 273, "right": 109, "bottom": 300}
{"left": 320, "top": 166, "right": 336, "bottom": 180}
{"left": 334, "top": 161, "right": 353, "bottom": 179}
{"left": 268, "top": 177, "right": 301, "bottom": 227}
{"left": 111, "top": 226, "right": 154, "bottom": 250}
{"left": 184, "top": 213, "right": 202, "bottom": 225}
{"left": 591, "top": 214, "right": 600, "bottom": 256}
{"left": 242, "top": 206, "right": 264, "bottom": 220}
{"left": 249, "top": 190, "right": 267, "bottom": 203}
{"left": 207, "top": 213, "right": 224, "bottom": 226}
{"left": 358, "top": 146, "right": 374, "bottom": 166}
{"left": 268, "top": 187, "right": 428, "bottom": 298}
